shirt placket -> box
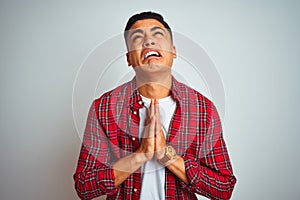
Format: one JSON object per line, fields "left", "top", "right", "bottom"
{"left": 125, "top": 98, "right": 144, "bottom": 199}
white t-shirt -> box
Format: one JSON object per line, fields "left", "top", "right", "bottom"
{"left": 138, "top": 95, "right": 176, "bottom": 200}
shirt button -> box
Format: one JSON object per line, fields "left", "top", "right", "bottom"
{"left": 133, "top": 188, "right": 138, "bottom": 192}
{"left": 133, "top": 111, "right": 137, "bottom": 115}
{"left": 132, "top": 137, "right": 136, "bottom": 141}
{"left": 138, "top": 100, "right": 143, "bottom": 105}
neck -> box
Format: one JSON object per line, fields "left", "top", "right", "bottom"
{"left": 136, "top": 74, "right": 172, "bottom": 99}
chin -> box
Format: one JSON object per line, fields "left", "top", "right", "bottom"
{"left": 134, "top": 63, "right": 171, "bottom": 74}
{"left": 147, "top": 63, "right": 171, "bottom": 72}
{"left": 148, "top": 62, "right": 160, "bottom": 69}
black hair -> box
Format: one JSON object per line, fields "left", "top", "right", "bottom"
{"left": 124, "top": 11, "right": 173, "bottom": 42}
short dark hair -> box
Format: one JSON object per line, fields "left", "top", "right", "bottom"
{"left": 124, "top": 11, "right": 173, "bottom": 42}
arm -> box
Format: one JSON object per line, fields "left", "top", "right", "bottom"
{"left": 156, "top": 102, "right": 236, "bottom": 199}
{"left": 179, "top": 104, "right": 236, "bottom": 199}
{"left": 181, "top": 140, "right": 236, "bottom": 199}
{"left": 74, "top": 99, "right": 157, "bottom": 199}
{"left": 73, "top": 100, "right": 118, "bottom": 200}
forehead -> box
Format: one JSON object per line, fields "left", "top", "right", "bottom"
{"left": 129, "top": 18, "right": 166, "bottom": 31}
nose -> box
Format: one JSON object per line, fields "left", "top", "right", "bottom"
{"left": 143, "top": 38, "right": 155, "bottom": 47}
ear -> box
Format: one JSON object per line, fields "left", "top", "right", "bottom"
{"left": 172, "top": 45, "right": 177, "bottom": 59}
{"left": 126, "top": 52, "right": 132, "bottom": 67}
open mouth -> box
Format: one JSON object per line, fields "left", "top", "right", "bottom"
{"left": 144, "top": 50, "right": 162, "bottom": 60}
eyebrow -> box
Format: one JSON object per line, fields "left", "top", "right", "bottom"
{"left": 129, "top": 29, "right": 143, "bottom": 39}
{"left": 129, "top": 26, "right": 166, "bottom": 39}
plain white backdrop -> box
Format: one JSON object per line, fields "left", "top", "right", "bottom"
{"left": 0, "top": 1, "right": 299, "bottom": 199}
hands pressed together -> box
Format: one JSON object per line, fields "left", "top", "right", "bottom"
{"left": 113, "top": 99, "right": 188, "bottom": 187}
{"left": 136, "top": 99, "right": 167, "bottom": 163}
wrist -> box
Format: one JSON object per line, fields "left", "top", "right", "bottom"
{"left": 157, "top": 145, "right": 178, "bottom": 166}
{"left": 133, "top": 149, "right": 151, "bottom": 164}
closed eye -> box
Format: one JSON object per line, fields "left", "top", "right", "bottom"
{"left": 132, "top": 35, "right": 143, "bottom": 43}
{"left": 154, "top": 31, "right": 164, "bottom": 36}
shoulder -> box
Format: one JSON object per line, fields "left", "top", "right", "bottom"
{"left": 93, "top": 80, "right": 133, "bottom": 111}
{"left": 174, "top": 79, "right": 214, "bottom": 108}
{"left": 174, "top": 80, "right": 222, "bottom": 130}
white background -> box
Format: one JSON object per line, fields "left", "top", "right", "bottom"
{"left": 0, "top": 1, "right": 299, "bottom": 199}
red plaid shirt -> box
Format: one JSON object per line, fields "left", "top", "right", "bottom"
{"left": 74, "top": 77, "right": 236, "bottom": 200}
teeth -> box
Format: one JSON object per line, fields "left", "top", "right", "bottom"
{"left": 145, "top": 51, "right": 159, "bottom": 59}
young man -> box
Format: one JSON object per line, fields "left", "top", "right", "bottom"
{"left": 74, "top": 12, "right": 236, "bottom": 200}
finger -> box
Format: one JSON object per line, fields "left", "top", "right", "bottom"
{"left": 150, "top": 99, "right": 155, "bottom": 119}
{"left": 155, "top": 129, "right": 166, "bottom": 157}
{"left": 154, "top": 99, "right": 162, "bottom": 135}
{"left": 148, "top": 115, "right": 156, "bottom": 138}
{"left": 145, "top": 99, "right": 154, "bottom": 125}
{"left": 143, "top": 99, "right": 155, "bottom": 138}
{"left": 156, "top": 129, "right": 165, "bottom": 143}
{"left": 155, "top": 99, "right": 160, "bottom": 120}
{"left": 155, "top": 118, "right": 161, "bottom": 136}
{"left": 155, "top": 129, "right": 160, "bottom": 146}
{"left": 154, "top": 99, "right": 159, "bottom": 113}
{"left": 145, "top": 107, "right": 150, "bottom": 125}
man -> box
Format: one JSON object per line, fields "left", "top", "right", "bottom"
{"left": 74, "top": 11, "right": 236, "bottom": 200}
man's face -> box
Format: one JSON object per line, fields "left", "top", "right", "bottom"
{"left": 125, "top": 19, "right": 176, "bottom": 69}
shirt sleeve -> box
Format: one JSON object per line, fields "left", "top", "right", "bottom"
{"left": 180, "top": 103, "right": 237, "bottom": 200}
{"left": 73, "top": 100, "right": 119, "bottom": 200}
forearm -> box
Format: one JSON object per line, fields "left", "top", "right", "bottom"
{"left": 160, "top": 142, "right": 235, "bottom": 199}
{"left": 161, "top": 153, "right": 235, "bottom": 199}
{"left": 113, "top": 151, "right": 148, "bottom": 187}
{"left": 74, "top": 161, "right": 117, "bottom": 199}
{"left": 183, "top": 158, "right": 236, "bottom": 199}
{"left": 165, "top": 155, "right": 188, "bottom": 184}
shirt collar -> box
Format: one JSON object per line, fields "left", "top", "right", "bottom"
{"left": 129, "top": 76, "right": 182, "bottom": 109}
{"left": 129, "top": 77, "right": 144, "bottom": 110}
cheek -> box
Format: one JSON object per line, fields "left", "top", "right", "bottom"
{"left": 129, "top": 51, "right": 142, "bottom": 62}
{"left": 158, "top": 40, "right": 173, "bottom": 51}
{"left": 129, "top": 41, "right": 144, "bottom": 51}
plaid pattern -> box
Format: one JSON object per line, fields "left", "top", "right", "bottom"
{"left": 74, "top": 77, "right": 236, "bottom": 200}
